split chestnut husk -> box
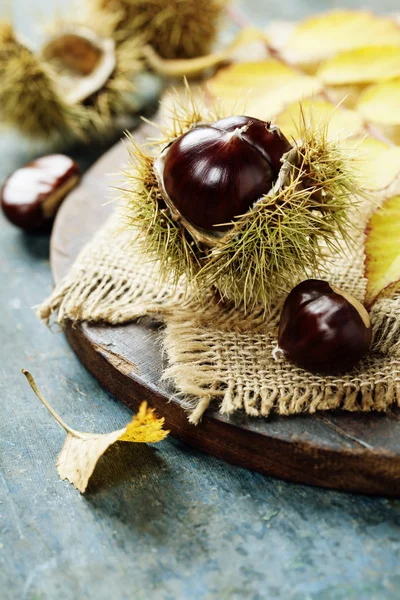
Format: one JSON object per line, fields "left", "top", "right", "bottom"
{"left": 0, "top": 22, "right": 89, "bottom": 141}
{"left": 122, "top": 91, "right": 361, "bottom": 311}
{"left": 41, "top": 24, "right": 117, "bottom": 105}
{"left": 0, "top": 19, "right": 143, "bottom": 143}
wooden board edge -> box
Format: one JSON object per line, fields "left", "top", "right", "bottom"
{"left": 65, "top": 323, "right": 400, "bottom": 496}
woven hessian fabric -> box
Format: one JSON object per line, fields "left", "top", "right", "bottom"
{"left": 39, "top": 210, "right": 400, "bottom": 424}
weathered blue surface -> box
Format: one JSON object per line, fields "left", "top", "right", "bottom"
{"left": 1, "top": 1, "right": 400, "bottom": 598}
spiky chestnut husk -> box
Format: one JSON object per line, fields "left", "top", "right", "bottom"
{"left": 121, "top": 91, "right": 362, "bottom": 311}
{"left": 89, "top": 0, "right": 227, "bottom": 59}
{"left": 0, "top": 19, "right": 143, "bottom": 142}
{"left": 44, "top": 17, "right": 144, "bottom": 123}
{"left": 199, "top": 127, "right": 362, "bottom": 310}
{"left": 93, "top": 36, "right": 144, "bottom": 120}
{"left": 120, "top": 89, "right": 228, "bottom": 284}
{"left": 0, "top": 22, "right": 96, "bottom": 141}
{"left": 41, "top": 24, "right": 117, "bottom": 104}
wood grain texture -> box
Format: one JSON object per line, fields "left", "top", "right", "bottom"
{"left": 51, "top": 122, "right": 400, "bottom": 497}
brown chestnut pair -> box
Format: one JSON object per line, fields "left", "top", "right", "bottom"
{"left": 1, "top": 154, "right": 80, "bottom": 231}
{"left": 278, "top": 280, "right": 372, "bottom": 375}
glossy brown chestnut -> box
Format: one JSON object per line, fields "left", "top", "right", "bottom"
{"left": 1, "top": 154, "right": 80, "bottom": 231}
{"left": 278, "top": 279, "right": 372, "bottom": 374}
{"left": 161, "top": 116, "right": 292, "bottom": 231}
{"left": 211, "top": 116, "right": 292, "bottom": 177}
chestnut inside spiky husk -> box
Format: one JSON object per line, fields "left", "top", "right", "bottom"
{"left": 123, "top": 93, "right": 361, "bottom": 311}
{"left": 154, "top": 116, "right": 292, "bottom": 241}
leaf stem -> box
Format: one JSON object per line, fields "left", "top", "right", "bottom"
{"left": 22, "top": 369, "right": 76, "bottom": 435}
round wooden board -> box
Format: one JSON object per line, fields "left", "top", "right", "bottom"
{"left": 51, "top": 120, "right": 400, "bottom": 497}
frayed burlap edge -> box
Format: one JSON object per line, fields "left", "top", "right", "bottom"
{"left": 38, "top": 215, "right": 186, "bottom": 327}
{"left": 163, "top": 318, "right": 400, "bottom": 424}
{"left": 39, "top": 210, "right": 400, "bottom": 424}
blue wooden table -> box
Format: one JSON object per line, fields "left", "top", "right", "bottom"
{"left": 1, "top": 1, "right": 400, "bottom": 598}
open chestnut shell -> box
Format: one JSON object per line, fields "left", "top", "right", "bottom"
{"left": 124, "top": 93, "right": 360, "bottom": 312}
{"left": 155, "top": 116, "right": 292, "bottom": 233}
{"left": 1, "top": 154, "right": 80, "bottom": 231}
{"left": 278, "top": 279, "right": 372, "bottom": 374}
{"left": 41, "top": 24, "right": 116, "bottom": 105}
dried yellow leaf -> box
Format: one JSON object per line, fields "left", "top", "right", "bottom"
{"left": 324, "top": 85, "right": 367, "bottom": 110}
{"left": 364, "top": 195, "right": 400, "bottom": 307}
{"left": 22, "top": 370, "right": 169, "bottom": 493}
{"left": 318, "top": 46, "right": 400, "bottom": 86}
{"left": 207, "top": 60, "right": 322, "bottom": 121}
{"left": 341, "top": 136, "right": 400, "bottom": 192}
{"left": 357, "top": 78, "right": 400, "bottom": 124}
{"left": 265, "top": 20, "right": 295, "bottom": 57}
{"left": 280, "top": 11, "right": 400, "bottom": 71}
{"left": 356, "top": 79, "right": 400, "bottom": 143}
{"left": 275, "top": 99, "right": 364, "bottom": 141}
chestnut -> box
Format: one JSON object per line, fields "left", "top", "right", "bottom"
{"left": 278, "top": 279, "right": 372, "bottom": 374}
{"left": 1, "top": 154, "right": 80, "bottom": 231}
{"left": 157, "top": 116, "right": 292, "bottom": 231}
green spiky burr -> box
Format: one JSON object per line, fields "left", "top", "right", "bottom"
{"left": 121, "top": 90, "right": 363, "bottom": 313}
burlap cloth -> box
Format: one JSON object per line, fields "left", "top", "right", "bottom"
{"left": 39, "top": 203, "right": 400, "bottom": 424}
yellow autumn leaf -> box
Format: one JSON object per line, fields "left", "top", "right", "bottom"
{"left": 341, "top": 136, "right": 400, "bottom": 192}
{"left": 275, "top": 99, "right": 364, "bottom": 141}
{"left": 279, "top": 11, "right": 400, "bottom": 71}
{"left": 318, "top": 46, "right": 400, "bottom": 86}
{"left": 207, "top": 60, "right": 322, "bottom": 121}
{"left": 227, "top": 25, "right": 270, "bottom": 63}
{"left": 323, "top": 85, "right": 367, "bottom": 110}
{"left": 356, "top": 78, "right": 400, "bottom": 144}
{"left": 364, "top": 195, "right": 400, "bottom": 307}
{"left": 22, "top": 370, "right": 169, "bottom": 493}
{"left": 265, "top": 20, "right": 295, "bottom": 58}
